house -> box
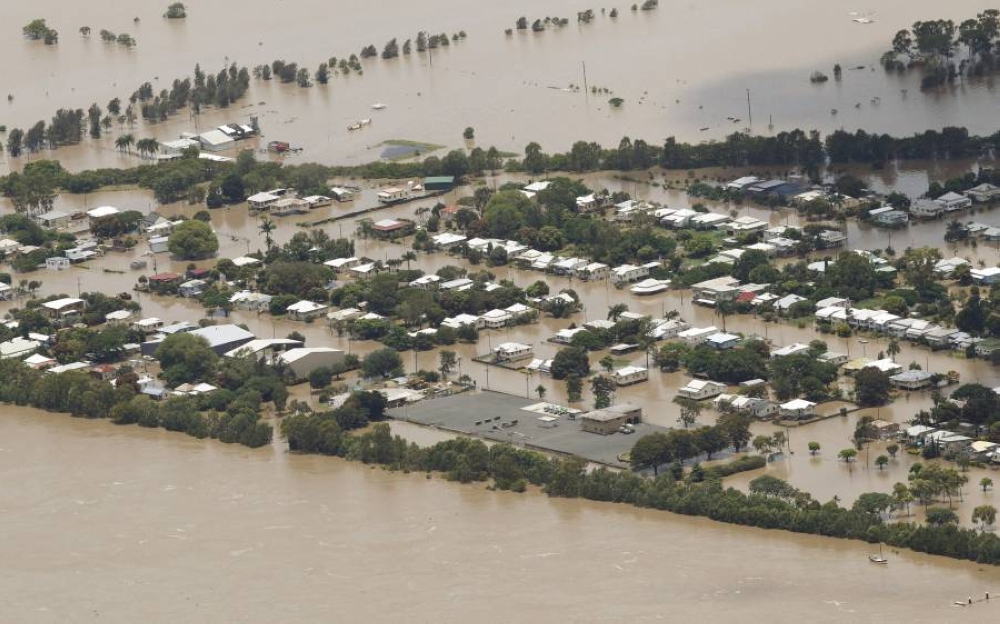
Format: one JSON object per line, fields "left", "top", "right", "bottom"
{"left": 865, "top": 359, "right": 903, "bottom": 375}
{"left": 278, "top": 347, "right": 346, "bottom": 379}
{"left": 132, "top": 317, "right": 165, "bottom": 334}
{"left": 926, "top": 431, "right": 973, "bottom": 453}
{"left": 706, "top": 332, "right": 740, "bottom": 350}
{"left": 324, "top": 257, "right": 360, "bottom": 272}
{"left": 965, "top": 183, "right": 1000, "bottom": 203}
{"left": 691, "top": 276, "right": 740, "bottom": 305}
{"left": 371, "top": 219, "right": 414, "bottom": 239}
{"left": 648, "top": 319, "right": 690, "bottom": 341}
{"left": 771, "top": 343, "right": 811, "bottom": 358}
{"left": 45, "top": 257, "right": 70, "bottom": 271}
{"left": 726, "top": 216, "right": 769, "bottom": 233}
{"left": 583, "top": 319, "right": 615, "bottom": 331}
{"left": 0, "top": 239, "right": 21, "bottom": 255}
{"left": 612, "top": 366, "right": 649, "bottom": 386}
{"left": 247, "top": 191, "right": 281, "bottom": 210}
{"left": 924, "top": 327, "right": 959, "bottom": 349}
{"left": 186, "top": 324, "right": 255, "bottom": 355}
{"left": 0, "top": 337, "right": 40, "bottom": 359}
{"left": 934, "top": 257, "right": 969, "bottom": 278}
{"left": 869, "top": 206, "right": 908, "bottom": 226}
{"left": 159, "top": 137, "right": 201, "bottom": 156}
{"left": 870, "top": 419, "right": 900, "bottom": 439}
{"left": 431, "top": 233, "right": 467, "bottom": 249}
{"left": 614, "top": 200, "right": 651, "bottom": 222}
{"left": 576, "top": 262, "right": 610, "bottom": 281}
{"left": 86, "top": 206, "right": 120, "bottom": 226}
{"left": 630, "top": 278, "right": 670, "bottom": 295}
{"left": 271, "top": 197, "right": 309, "bottom": 216}
{"left": 197, "top": 129, "right": 235, "bottom": 151}
{"left": 23, "top": 353, "right": 55, "bottom": 369}
{"left": 285, "top": 300, "right": 330, "bottom": 321}
{"left": 35, "top": 210, "right": 71, "bottom": 229}
{"left": 818, "top": 230, "right": 847, "bottom": 248}
{"left": 773, "top": 294, "right": 807, "bottom": 314}
{"left": 376, "top": 187, "right": 410, "bottom": 204}
{"left": 329, "top": 187, "right": 357, "bottom": 202}
{"left": 713, "top": 394, "right": 778, "bottom": 418}
{"left": 677, "top": 326, "right": 719, "bottom": 345}
{"left": 349, "top": 262, "right": 378, "bottom": 279}
{"left": 493, "top": 342, "right": 534, "bottom": 363}
{"left": 327, "top": 307, "right": 364, "bottom": 323}
{"left": 551, "top": 327, "right": 588, "bottom": 344}
{"left": 409, "top": 274, "right": 442, "bottom": 290}
{"left": 779, "top": 399, "right": 816, "bottom": 420}
{"left": 441, "top": 313, "right": 482, "bottom": 330}
{"left": 935, "top": 191, "right": 972, "bottom": 212}
{"left": 817, "top": 351, "right": 849, "bottom": 367}
{"left": 439, "top": 277, "right": 474, "bottom": 292}
{"left": 225, "top": 338, "right": 304, "bottom": 360}
{"left": 229, "top": 291, "right": 272, "bottom": 311}
{"left": 149, "top": 236, "right": 171, "bottom": 254}
{"left": 580, "top": 403, "right": 642, "bottom": 435}
{"left": 178, "top": 279, "right": 207, "bottom": 298}
{"left": 890, "top": 370, "right": 934, "bottom": 390}
{"left": 725, "top": 176, "right": 760, "bottom": 191}
{"left": 971, "top": 267, "right": 1000, "bottom": 285}
{"left": 42, "top": 297, "right": 85, "bottom": 320}
{"left": 660, "top": 208, "right": 697, "bottom": 228}
{"left": 479, "top": 309, "right": 513, "bottom": 329}
{"left": 611, "top": 264, "right": 650, "bottom": 284}
{"left": 691, "top": 212, "right": 730, "bottom": 229}
{"left": 974, "top": 338, "right": 1000, "bottom": 358}
{"left": 905, "top": 425, "right": 937, "bottom": 442}
{"left": 575, "top": 194, "right": 600, "bottom": 212}
{"left": 969, "top": 440, "right": 999, "bottom": 461}
{"left": 910, "top": 198, "right": 943, "bottom": 219}
{"left": 678, "top": 379, "right": 727, "bottom": 400}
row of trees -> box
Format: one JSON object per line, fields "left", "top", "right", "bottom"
{"left": 279, "top": 414, "right": 1000, "bottom": 565}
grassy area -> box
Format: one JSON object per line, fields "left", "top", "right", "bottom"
{"left": 380, "top": 139, "right": 445, "bottom": 161}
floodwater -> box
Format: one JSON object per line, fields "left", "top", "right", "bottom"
{"left": 2, "top": 406, "right": 1000, "bottom": 623}
{"left": 2, "top": 0, "right": 999, "bottom": 175}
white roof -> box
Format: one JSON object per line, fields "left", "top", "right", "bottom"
{"left": 906, "top": 425, "right": 936, "bottom": 437}
{"left": 432, "top": 233, "right": 467, "bottom": 246}
{"left": 523, "top": 181, "right": 551, "bottom": 192}
{"left": 0, "top": 337, "right": 40, "bottom": 358}
{"left": 105, "top": 310, "right": 133, "bottom": 321}
{"left": 87, "top": 206, "right": 120, "bottom": 219}
{"left": 780, "top": 399, "right": 816, "bottom": 410}
{"left": 279, "top": 347, "right": 344, "bottom": 363}
{"left": 286, "top": 300, "right": 328, "bottom": 314}
{"left": 706, "top": 332, "right": 740, "bottom": 343}
{"left": 683, "top": 379, "right": 723, "bottom": 391}
{"left": 225, "top": 338, "right": 302, "bottom": 358}
{"left": 495, "top": 342, "right": 531, "bottom": 352}
{"left": 410, "top": 274, "right": 442, "bottom": 286}
{"left": 325, "top": 256, "right": 359, "bottom": 268}
{"left": 199, "top": 129, "right": 234, "bottom": 146}
{"left": 42, "top": 297, "right": 84, "bottom": 311}
{"left": 37, "top": 210, "right": 70, "bottom": 221}
{"left": 938, "top": 191, "right": 967, "bottom": 202}
{"left": 614, "top": 366, "right": 648, "bottom": 376}
{"left": 772, "top": 343, "right": 810, "bottom": 357}
{"left": 231, "top": 256, "right": 261, "bottom": 267}
{"left": 247, "top": 191, "right": 280, "bottom": 203}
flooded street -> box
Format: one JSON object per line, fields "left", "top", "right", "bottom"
{"left": 2, "top": 407, "right": 1000, "bottom": 622}
{"left": 2, "top": 0, "right": 1000, "bottom": 175}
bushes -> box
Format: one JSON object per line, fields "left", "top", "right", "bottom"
{"left": 704, "top": 455, "right": 766, "bottom": 479}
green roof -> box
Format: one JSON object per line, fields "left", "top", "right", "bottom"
{"left": 424, "top": 176, "right": 455, "bottom": 183}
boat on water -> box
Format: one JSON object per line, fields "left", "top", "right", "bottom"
{"left": 347, "top": 123, "right": 361, "bottom": 131}
{"left": 371, "top": 103, "right": 386, "bottom": 110}
{"left": 347, "top": 119, "right": 372, "bottom": 131}
{"left": 869, "top": 544, "right": 888, "bottom": 564}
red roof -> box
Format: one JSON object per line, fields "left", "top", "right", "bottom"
{"left": 736, "top": 291, "right": 756, "bottom": 302}
{"left": 149, "top": 272, "right": 182, "bottom": 282}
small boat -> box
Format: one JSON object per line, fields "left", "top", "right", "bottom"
{"left": 347, "top": 123, "right": 361, "bottom": 131}
{"left": 869, "top": 544, "right": 888, "bottom": 564}
{"left": 371, "top": 102, "right": 386, "bottom": 110}
{"left": 360, "top": 118, "right": 372, "bottom": 126}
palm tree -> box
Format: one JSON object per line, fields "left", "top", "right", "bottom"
{"left": 79, "top": 26, "right": 91, "bottom": 37}
{"left": 258, "top": 217, "right": 276, "bottom": 251}
{"left": 886, "top": 338, "right": 902, "bottom": 362}
{"left": 115, "top": 133, "right": 135, "bottom": 153}
{"left": 401, "top": 251, "right": 417, "bottom": 271}
{"left": 136, "top": 138, "right": 159, "bottom": 159}
{"left": 715, "top": 300, "right": 735, "bottom": 332}
{"left": 607, "top": 303, "right": 628, "bottom": 322}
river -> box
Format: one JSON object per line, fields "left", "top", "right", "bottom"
{"left": 2, "top": 0, "right": 999, "bottom": 175}
{"left": 1, "top": 407, "right": 998, "bottom": 623}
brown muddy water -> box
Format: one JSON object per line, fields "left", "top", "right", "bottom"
{"left": 2, "top": 407, "right": 1000, "bottom": 623}
{"left": 2, "top": 0, "right": 999, "bottom": 175}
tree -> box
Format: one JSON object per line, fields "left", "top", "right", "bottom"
{"left": 599, "top": 355, "right": 614, "bottom": 373}
{"left": 566, "top": 375, "right": 583, "bottom": 402}
{"left": 115, "top": 133, "right": 135, "bottom": 153}
{"left": 753, "top": 435, "right": 773, "bottom": 457}
{"left": 258, "top": 217, "right": 276, "bottom": 251}
{"left": 838, "top": 448, "right": 858, "bottom": 462}
{"left": 463, "top": 127, "right": 475, "bottom": 140}
{"left": 363, "top": 348, "right": 404, "bottom": 379}
{"left": 164, "top": 3, "right": 187, "bottom": 18}
{"left": 308, "top": 366, "right": 333, "bottom": 390}
{"left": 973, "top": 504, "right": 997, "bottom": 531}
{"left": 886, "top": 338, "right": 901, "bottom": 362}
{"left": 717, "top": 412, "right": 751, "bottom": 452}
{"left": 855, "top": 368, "right": 891, "bottom": 407}
{"left": 808, "top": 441, "right": 821, "bottom": 455}
{"left": 551, "top": 346, "right": 590, "bottom": 380}
{"left": 676, "top": 398, "right": 701, "bottom": 429}
{"left": 925, "top": 507, "right": 959, "bottom": 527}
{"left": 168, "top": 220, "right": 219, "bottom": 259}
{"left": 887, "top": 443, "right": 899, "bottom": 458}
{"left": 893, "top": 482, "right": 914, "bottom": 516}
{"left": 982, "top": 477, "right": 994, "bottom": 492}
{"left": 438, "top": 350, "right": 457, "bottom": 379}
{"left": 155, "top": 333, "right": 218, "bottom": 385}
{"left": 590, "top": 375, "right": 614, "bottom": 409}
{"left": 535, "top": 384, "right": 546, "bottom": 400}
{"left": 875, "top": 455, "right": 889, "bottom": 470}
{"left": 607, "top": 303, "right": 628, "bottom": 322}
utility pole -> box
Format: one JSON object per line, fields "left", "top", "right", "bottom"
{"left": 582, "top": 61, "right": 588, "bottom": 94}
{"left": 746, "top": 89, "right": 753, "bottom": 127}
